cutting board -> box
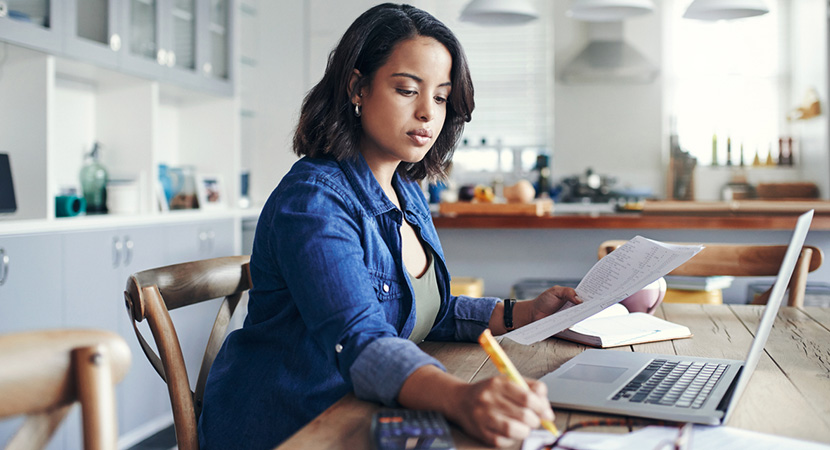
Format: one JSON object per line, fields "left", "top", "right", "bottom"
{"left": 439, "top": 199, "right": 553, "bottom": 216}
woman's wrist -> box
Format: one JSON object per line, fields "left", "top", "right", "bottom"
{"left": 489, "top": 299, "right": 536, "bottom": 335}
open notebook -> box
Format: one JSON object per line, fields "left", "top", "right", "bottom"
{"left": 555, "top": 304, "right": 692, "bottom": 348}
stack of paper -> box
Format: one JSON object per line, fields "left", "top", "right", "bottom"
{"left": 523, "top": 425, "right": 830, "bottom": 450}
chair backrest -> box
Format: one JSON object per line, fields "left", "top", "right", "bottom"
{"left": 598, "top": 240, "right": 823, "bottom": 307}
{"left": 0, "top": 329, "right": 130, "bottom": 450}
{"left": 123, "top": 255, "right": 251, "bottom": 450}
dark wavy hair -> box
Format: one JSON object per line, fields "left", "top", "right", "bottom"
{"left": 293, "top": 3, "right": 474, "bottom": 181}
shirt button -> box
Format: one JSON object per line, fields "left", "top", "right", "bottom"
{"left": 382, "top": 283, "right": 390, "bottom": 293}
{"left": 335, "top": 344, "right": 343, "bottom": 353}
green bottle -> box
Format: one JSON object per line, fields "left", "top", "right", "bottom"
{"left": 80, "top": 142, "right": 108, "bottom": 214}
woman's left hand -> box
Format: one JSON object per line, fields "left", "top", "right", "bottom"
{"left": 530, "top": 286, "right": 582, "bottom": 322}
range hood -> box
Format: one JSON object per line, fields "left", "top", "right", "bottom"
{"left": 561, "top": 22, "right": 658, "bottom": 84}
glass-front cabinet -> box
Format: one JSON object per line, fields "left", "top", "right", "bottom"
{"left": 120, "top": 0, "right": 232, "bottom": 94}
{"left": 202, "top": 0, "right": 232, "bottom": 92}
{"left": 0, "top": 0, "right": 62, "bottom": 52}
{"left": 0, "top": 0, "right": 233, "bottom": 95}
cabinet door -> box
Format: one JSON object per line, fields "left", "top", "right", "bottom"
{"left": 161, "top": 0, "right": 204, "bottom": 87}
{"left": 164, "top": 219, "right": 235, "bottom": 386}
{"left": 0, "top": 0, "right": 62, "bottom": 53}
{"left": 62, "top": 0, "right": 121, "bottom": 68}
{"left": 61, "top": 226, "right": 171, "bottom": 447}
{"left": 0, "top": 233, "right": 64, "bottom": 450}
{"left": 165, "top": 219, "right": 235, "bottom": 264}
{"left": 196, "top": 0, "right": 234, "bottom": 95}
{"left": 0, "top": 234, "right": 63, "bottom": 331}
{"left": 119, "top": 0, "right": 165, "bottom": 79}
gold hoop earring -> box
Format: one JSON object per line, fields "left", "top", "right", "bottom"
{"left": 354, "top": 103, "right": 361, "bottom": 117}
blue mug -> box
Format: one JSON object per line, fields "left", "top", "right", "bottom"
{"left": 56, "top": 195, "right": 86, "bottom": 217}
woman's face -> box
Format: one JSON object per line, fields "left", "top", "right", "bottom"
{"left": 356, "top": 36, "right": 452, "bottom": 173}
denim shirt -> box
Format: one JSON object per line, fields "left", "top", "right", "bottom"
{"left": 198, "top": 155, "right": 500, "bottom": 449}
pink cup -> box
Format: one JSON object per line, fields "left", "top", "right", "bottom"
{"left": 620, "top": 277, "right": 667, "bottom": 315}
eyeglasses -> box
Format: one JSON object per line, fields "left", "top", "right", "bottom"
{"left": 544, "top": 419, "right": 693, "bottom": 450}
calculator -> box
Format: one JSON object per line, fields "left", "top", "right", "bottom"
{"left": 370, "top": 409, "right": 456, "bottom": 450}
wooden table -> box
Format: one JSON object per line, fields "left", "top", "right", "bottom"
{"left": 276, "top": 304, "right": 830, "bottom": 449}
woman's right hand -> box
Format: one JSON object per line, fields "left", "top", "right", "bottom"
{"left": 445, "top": 375, "right": 554, "bottom": 447}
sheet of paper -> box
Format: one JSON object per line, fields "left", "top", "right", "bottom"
{"left": 505, "top": 236, "right": 703, "bottom": 345}
{"left": 522, "top": 426, "right": 830, "bottom": 450}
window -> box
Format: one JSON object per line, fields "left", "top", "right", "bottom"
{"left": 432, "top": 0, "right": 552, "bottom": 184}
{"left": 664, "top": 0, "right": 788, "bottom": 166}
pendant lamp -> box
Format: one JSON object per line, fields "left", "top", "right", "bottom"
{"left": 683, "top": 0, "right": 769, "bottom": 21}
{"left": 566, "top": 0, "right": 655, "bottom": 22}
{"left": 459, "top": 0, "right": 539, "bottom": 25}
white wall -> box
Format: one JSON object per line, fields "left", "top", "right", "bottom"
{"left": 246, "top": 1, "right": 308, "bottom": 205}
{"left": 553, "top": 1, "right": 665, "bottom": 197}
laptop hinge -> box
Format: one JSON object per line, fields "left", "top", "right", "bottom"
{"left": 716, "top": 366, "right": 743, "bottom": 412}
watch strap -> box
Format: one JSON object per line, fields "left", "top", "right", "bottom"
{"left": 504, "top": 298, "right": 516, "bottom": 330}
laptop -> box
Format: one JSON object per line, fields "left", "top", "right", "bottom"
{"left": 0, "top": 154, "right": 16, "bottom": 213}
{"left": 539, "top": 209, "right": 814, "bottom": 425}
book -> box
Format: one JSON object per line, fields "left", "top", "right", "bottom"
{"left": 554, "top": 304, "right": 692, "bottom": 348}
{"left": 664, "top": 275, "right": 734, "bottom": 291}
{"left": 504, "top": 236, "right": 703, "bottom": 345}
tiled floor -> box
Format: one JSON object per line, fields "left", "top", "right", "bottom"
{"left": 127, "top": 425, "right": 177, "bottom": 450}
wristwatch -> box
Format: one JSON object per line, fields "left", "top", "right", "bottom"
{"left": 503, "top": 298, "right": 516, "bottom": 330}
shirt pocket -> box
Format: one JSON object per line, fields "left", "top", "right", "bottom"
{"left": 369, "top": 270, "right": 403, "bottom": 303}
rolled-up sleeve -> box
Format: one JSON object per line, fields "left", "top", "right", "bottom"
{"left": 451, "top": 295, "right": 500, "bottom": 341}
{"left": 350, "top": 337, "right": 445, "bottom": 406}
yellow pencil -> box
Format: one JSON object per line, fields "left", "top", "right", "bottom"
{"left": 478, "top": 329, "right": 560, "bottom": 437}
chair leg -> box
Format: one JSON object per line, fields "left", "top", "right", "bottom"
{"left": 74, "top": 344, "right": 118, "bottom": 450}
{"left": 6, "top": 405, "right": 71, "bottom": 450}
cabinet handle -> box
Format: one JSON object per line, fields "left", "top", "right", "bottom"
{"left": 203, "top": 62, "right": 213, "bottom": 75}
{"left": 123, "top": 236, "right": 134, "bottom": 267}
{"left": 112, "top": 237, "right": 123, "bottom": 268}
{"left": 0, "top": 2, "right": 8, "bottom": 19}
{"left": 0, "top": 248, "right": 8, "bottom": 286}
{"left": 167, "top": 51, "right": 176, "bottom": 67}
{"left": 199, "top": 230, "right": 208, "bottom": 254}
{"left": 157, "top": 49, "right": 168, "bottom": 66}
{"left": 110, "top": 33, "right": 121, "bottom": 51}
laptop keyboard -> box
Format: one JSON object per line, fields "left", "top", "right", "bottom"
{"left": 612, "top": 359, "right": 728, "bottom": 408}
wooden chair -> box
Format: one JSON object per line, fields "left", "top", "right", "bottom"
{"left": 598, "top": 241, "right": 823, "bottom": 307}
{"left": 0, "top": 329, "right": 131, "bottom": 450}
{"left": 123, "top": 255, "right": 251, "bottom": 450}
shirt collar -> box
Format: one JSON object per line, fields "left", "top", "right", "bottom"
{"left": 338, "top": 154, "right": 400, "bottom": 217}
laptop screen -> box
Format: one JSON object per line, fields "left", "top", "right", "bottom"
{"left": 0, "top": 154, "right": 16, "bottom": 214}
{"left": 722, "top": 209, "right": 813, "bottom": 422}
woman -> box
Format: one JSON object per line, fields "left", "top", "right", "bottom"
{"left": 198, "top": 4, "right": 580, "bottom": 448}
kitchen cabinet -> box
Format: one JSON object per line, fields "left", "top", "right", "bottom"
{"left": 0, "top": 220, "right": 240, "bottom": 449}
{"left": 0, "top": 0, "right": 63, "bottom": 53}
{"left": 120, "top": 0, "right": 235, "bottom": 96}
{"left": 62, "top": 0, "right": 122, "bottom": 68}
{"left": 0, "top": 233, "right": 64, "bottom": 450}
{"left": 164, "top": 219, "right": 235, "bottom": 389}
{"left": 0, "top": 1, "right": 238, "bottom": 222}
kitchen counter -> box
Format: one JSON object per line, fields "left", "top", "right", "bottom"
{"left": 432, "top": 200, "right": 830, "bottom": 300}
{"left": 433, "top": 200, "right": 830, "bottom": 230}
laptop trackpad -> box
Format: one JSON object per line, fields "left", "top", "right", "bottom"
{"left": 559, "top": 364, "right": 627, "bottom": 383}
